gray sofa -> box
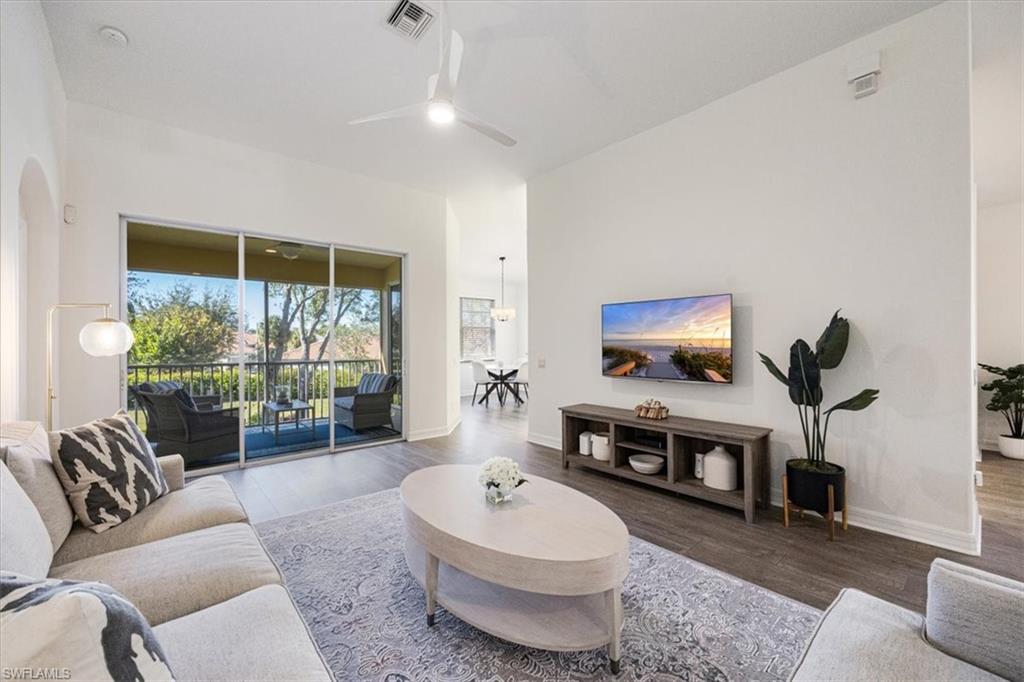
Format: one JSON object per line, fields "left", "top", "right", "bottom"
{"left": 334, "top": 373, "right": 398, "bottom": 432}
{"left": 791, "top": 558, "right": 1023, "bottom": 681}
{"left": 0, "top": 421, "right": 332, "bottom": 681}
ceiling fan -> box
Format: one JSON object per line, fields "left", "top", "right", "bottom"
{"left": 348, "top": 1, "right": 516, "bottom": 147}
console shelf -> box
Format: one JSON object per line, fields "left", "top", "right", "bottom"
{"left": 560, "top": 403, "right": 772, "bottom": 523}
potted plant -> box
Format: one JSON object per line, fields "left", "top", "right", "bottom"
{"left": 979, "top": 363, "right": 1024, "bottom": 460}
{"left": 757, "top": 311, "right": 879, "bottom": 527}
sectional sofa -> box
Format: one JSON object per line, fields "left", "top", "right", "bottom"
{"left": 0, "top": 421, "right": 332, "bottom": 681}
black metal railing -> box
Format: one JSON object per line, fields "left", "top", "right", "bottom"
{"left": 127, "top": 359, "right": 383, "bottom": 429}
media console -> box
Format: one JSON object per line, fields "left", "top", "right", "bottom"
{"left": 560, "top": 403, "right": 772, "bottom": 523}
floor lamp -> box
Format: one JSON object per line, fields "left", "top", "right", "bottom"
{"left": 47, "top": 303, "right": 135, "bottom": 430}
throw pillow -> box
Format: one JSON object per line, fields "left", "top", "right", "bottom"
{"left": 0, "top": 572, "right": 174, "bottom": 681}
{"left": 52, "top": 411, "right": 169, "bottom": 533}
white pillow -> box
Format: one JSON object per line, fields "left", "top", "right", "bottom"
{"left": 0, "top": 573, "right": 174, "bottom": 681}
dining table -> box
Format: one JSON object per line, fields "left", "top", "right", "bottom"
{"left": 479, "top": 364, "right": 523, "bottom": 406}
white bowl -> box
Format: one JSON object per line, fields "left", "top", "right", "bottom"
{"left": 628, "top": 454, "right": 664, "bottom": 475}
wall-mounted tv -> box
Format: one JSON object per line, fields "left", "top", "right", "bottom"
{"left": 602, "top": 294, "right": 733, "bottom": 384}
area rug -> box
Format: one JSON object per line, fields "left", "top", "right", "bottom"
{"left": 256, "top": 489, "right": 819, "bottom": 681}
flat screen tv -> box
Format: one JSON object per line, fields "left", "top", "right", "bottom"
{"left": 602, "top": 294, "right": 733, "bottom": 384}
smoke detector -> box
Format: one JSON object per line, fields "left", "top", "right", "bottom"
{"left": 386, "top": 0, "right": 435, "bottom": 40}
{"left": 98, "top": 26, "right": 128, "bottom": 48}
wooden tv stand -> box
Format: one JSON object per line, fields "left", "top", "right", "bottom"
{"left": 560, "top": 403, "right": 772, "bottom": 523}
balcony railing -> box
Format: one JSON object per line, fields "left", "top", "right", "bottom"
{"left": 127, "top": 359, "right": 384, "bottom": 429}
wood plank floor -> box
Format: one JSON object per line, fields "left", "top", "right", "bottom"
{"left": 219, "top": 399, "right": 1023, "bottom": 612}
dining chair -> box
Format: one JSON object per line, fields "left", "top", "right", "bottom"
{"left": 471, "top": 361, "right": 499, "bottom": 406}
{"left": 514, "top": 361, "right": 529, "bottom": 400}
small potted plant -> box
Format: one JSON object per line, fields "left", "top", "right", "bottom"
{"left": 758, "top": 311, "right": 879, "bottom": 534}
{"left": 478, "top": 456, "right": 528, "bottom": 504}
{"left": 979, "top": 363, "right": 1024, "bottom": 459}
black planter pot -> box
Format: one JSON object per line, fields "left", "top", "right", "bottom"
{"left": 785, "top": 459, "right": 845, "bottom": 516}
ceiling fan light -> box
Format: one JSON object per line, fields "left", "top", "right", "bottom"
{"left": 427, "top": 100, "right": 455, "bottom": 125}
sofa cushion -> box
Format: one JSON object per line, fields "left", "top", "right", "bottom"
{"left": 52, "top": 411, "right": 170, "bottom": 533}
{"left": 926, "top": 559, "right": 1024, "bottom": 681}
{"left": 0, "top": 463, "right": 52, "bottom": 579}
{"left": 53, "top": 476, "right": 247, "bottom": 566}
{"left": 0, "top": 572, "right": 174, "bottom": 681}
{"left": 154, "top": 585, "right": 330, "bottom": 682}
{"left": 49, "top": 523, "right": 281, "bottom": 625}
{"left": 335, "top": 395, "right": 355, "bottom": 412}
{"left": 791, "top": 588, "right": 1001, "bottom": 682}
{"left": 0, "top": 422, "right": 73, "bottom": 552}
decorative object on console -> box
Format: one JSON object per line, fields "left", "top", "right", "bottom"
{"left": 978, "top": 363, "right": 1024, "bottom": 459}
{"left": 634, "top": 399, "right": 669, "bottom": 420}
{"left": 628, "top": 454, "right": 665, "bottom": 475}
{"left": 478, "top": 456, "right": 527, "bottom": 504}
{"left": 694, "top": 449, "right": 705, "bottom": 479}
{"left": 45, "top": 303, "right": 135, "bottom": 430}
{"left": 702, "top": 445, "right": 737, "bottom": 491}
{"left": 591, "top": 432, "right": 611, "bottom": 461}
{"left": 579, "top": 431, "right": 593, "bottom": 455}
{"left": 758, "top": 310, "right": 879, "bottom": 541}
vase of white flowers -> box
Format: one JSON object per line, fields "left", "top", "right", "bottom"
{"left": 478, "top": 456, "right": 528, "bottom": 504}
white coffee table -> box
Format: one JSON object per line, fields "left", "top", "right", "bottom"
{"left": 400, "top": 464, "right": 630, "bottom": 673}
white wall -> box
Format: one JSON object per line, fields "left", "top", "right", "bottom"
{"left": 528, "top": 3, "right": 978, "bottom": 553}
{"left": 0, "top": 0, "right": 66, "bottom": 424}
{"left": 59, "top": 102, "right": 453, "bottom": 439}
{"left": 977, "top": 201, "right": 1024, "bottom": 448}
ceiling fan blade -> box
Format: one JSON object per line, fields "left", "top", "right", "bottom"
{"left": 348, "top": 102, "right": 425, "bottom": 125}
{"left": 456, "top": 108, "right": 517, "bottom": 147}
{"left": 434, "top": 0, "right": 463, "bottom": 101}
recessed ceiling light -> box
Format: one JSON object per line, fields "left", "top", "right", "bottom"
{"left": 98, "top": 26, "right": 128, "bottom": 48}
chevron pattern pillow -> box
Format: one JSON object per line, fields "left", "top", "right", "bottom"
{"left": 0, "top": 572, "right": 174, "bottom": 681}
{"left": 52, "top": 411, "right": 169, "bottom": 533}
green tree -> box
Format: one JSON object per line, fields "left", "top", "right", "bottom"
{"left": 129, "top": 282, "right": 238, "bottom": 364}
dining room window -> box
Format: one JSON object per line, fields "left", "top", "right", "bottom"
{"left": 460, "top": 297, "right": 495, "bottom": 360}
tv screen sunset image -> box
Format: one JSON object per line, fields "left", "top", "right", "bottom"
{"left": 602, "top": 294, "right": 732, "bottom": 383}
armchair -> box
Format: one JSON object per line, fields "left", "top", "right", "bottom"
{"left": 130, "top": 381, "right": 223, "bottom": 442}
{"left": 137, "top": 390, "right": 239, "bottom": 465}
{"left": 334, "top": 373, "right": 398, "bottom": 432}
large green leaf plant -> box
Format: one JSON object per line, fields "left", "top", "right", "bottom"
{"left": 758, "top": 311, "right": 879, "bottom": 470}
{"left": 979, "top": 363, "right": 1024, "bottom": 439}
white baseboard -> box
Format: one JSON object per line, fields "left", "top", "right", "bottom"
{"left": 408, "top": 419, "right": 461, "bottom": 442}
{"left": 769, "top": 487, "right": 982, "bottom": 556}
{"left": 527, "top": 431, "right": 561, "bottom": 451}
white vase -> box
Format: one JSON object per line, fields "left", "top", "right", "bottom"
{"left": 592, "top": 433, "right": 611, "bottom": 461}
{"left": 703, "top": 445, "right": 737, "bottom": 491}
{"left": 998, "top": 435, "right": 1024, "bottom": 460}
{"left": 579, "top": 431, "right": 593, "bottom": 456}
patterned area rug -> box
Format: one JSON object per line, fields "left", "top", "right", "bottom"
{"left": 257, "top": 489, "right": 819, "bottom": 681}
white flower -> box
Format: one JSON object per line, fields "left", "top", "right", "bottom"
{"left": 478, "top": 456, "right": 525, "bottom": 492}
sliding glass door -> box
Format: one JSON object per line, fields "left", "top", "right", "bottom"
{"left": 125, "top": 222, "right": 243, "bottom": 469}
{"left": 124, "top": 219, "right": 404, "bottom": 472}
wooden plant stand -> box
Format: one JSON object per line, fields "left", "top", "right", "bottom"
{"left": 782, "top": 474, "right": 848, "bottom": 541}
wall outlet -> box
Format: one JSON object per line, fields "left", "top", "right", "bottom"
{"left": 537, "top": 357, "right": 546, "bottom": 369}
{"left": 974, "top": 470, "right": 983, "bottom": 487}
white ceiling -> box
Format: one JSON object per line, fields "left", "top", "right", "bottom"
{"left": 971, "top": 0, "right": 1023, "bottom": 209}
{"left": 42, "top": 0, "right": 941, "bottom": 196}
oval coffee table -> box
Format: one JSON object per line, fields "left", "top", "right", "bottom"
{"left": 400, "top": 464, "right": 630, "bottom": 673}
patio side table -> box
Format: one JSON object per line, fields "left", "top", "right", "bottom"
{"left": 263, "top": 399, "right": 315, "bottom": 445}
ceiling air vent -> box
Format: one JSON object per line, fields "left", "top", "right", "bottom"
{"left": 386, "top": 0, "right": 435, "bottom": 40}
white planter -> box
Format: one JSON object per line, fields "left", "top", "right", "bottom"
{"left": 998, "top": 435, "right": 1024, "bottom": 460}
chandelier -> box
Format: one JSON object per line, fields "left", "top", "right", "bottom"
{"left": 490, "top": 256, "right": 516, "bottom": 322}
